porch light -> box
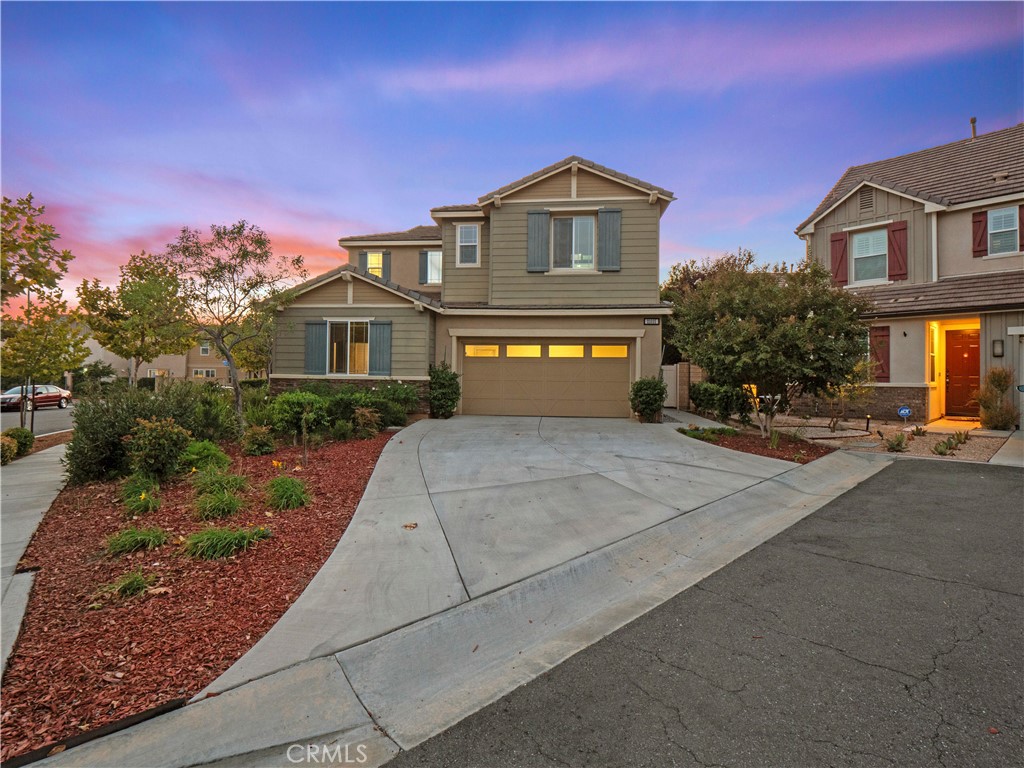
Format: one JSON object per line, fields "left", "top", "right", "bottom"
{"left": 992, "top": 339, "right": 1005, "bottom": 358}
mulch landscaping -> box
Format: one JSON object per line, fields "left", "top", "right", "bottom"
{"left": 0, "top": 432, "right": 393, "bottom": 763}
{"left": 27, "top": 430, "right": 73, "bottom": 455}
{"left": 705, "top": 429, "right": 836, "bottom": 464}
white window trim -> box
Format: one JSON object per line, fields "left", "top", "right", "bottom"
{"left": 366, "top": 251, "right": 385, "bottom": 278}
{"left": 456, "top": 224, "right": 480, "bottom": 268}
{"left": 550, "top": 214, "right": 597, "bottom": 272}
{"left": 987, "top": 206, "right": 1019, "bottom": 257}
{"left": 849, "top": 228, "right": 888, "bottom": 285}
{"left": 326, "top": 319, "right": 372, "bottom": 376}
{"left": 426, "top": 249, "right": 443, "bottom": 284}
{"left": 192, "top": 368, "right": 218, "bottom": 379}
{"left": 199, "top": 343, "right": 210, "bottom": 356}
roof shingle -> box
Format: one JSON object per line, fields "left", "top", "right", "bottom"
{"left": 478, "top": 156, "right": 675, "bottom": 203}
{"left": 851, "top": 271, "right": 1024, "bottom": 319}
{"left": 338, "top": 225, "right": 440, "bottom": 243}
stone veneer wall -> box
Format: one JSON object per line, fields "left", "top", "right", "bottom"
{"left": 790, "top": 385, "right": 929, "bottom": 423}
{"left": 270, "top": 377, "right": 431, "bottom": 413}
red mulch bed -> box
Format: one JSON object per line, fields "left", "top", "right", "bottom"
{"left": 27, "top": 430, "right": 73, "bottom": 455}
{"left": 0, "top": 433, "right": 393, "bottom": 763}
{"left": 699, "top": 430, "right": 835, "bottom": 464}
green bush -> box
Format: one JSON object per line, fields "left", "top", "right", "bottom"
{"left": 125, "top": 417, "right": 192, "bottom": 479}
{"left": 326, "top": 387, "right": 408, "bottom": 427}
{"left": 239, "top": 378, "right": 268, "bottom": 390}
{"left": 1, "top": 436, "right": 17, "bottom": 466}
{"left": 689, "top": 382, "right": 753, "bottom": 424}
{"left": 331, "top": 420, "right": 354, "bottom": 442}
{"left": 428, "top": 362, "right": 461, "bottom": 419}
{"left": 192, "top": 385, "right": 240, "bottom": 441}
{"left": 297, "top": 380, "right": 336, "bottom": 398}
{"left": 106, "top": 527, "right": 168, "bottom": 556}
{"left": 181, "top": 440, "right": 231, "bottom": 472}
{"left": 973, "top": 366, "right": 1019, "bottom": 430}
{"left": 376, "top": 381, "right": 420, "bottom": 413}
{"left": 353, "top": 406, "right": 381, "bottom": 439}
{"left": 2, "top": 427, "right": 34, "bottom": 456}
{"left": 191, "top": 469, "right": 247, "bottom": 495}
{"left": 184, "top": 526, "right": 271, "bottom": 559}
{"left": 241, "top": 425, "right": 276, "bottom": 456}
{"left": 270, "top": 391, "right": 330, "bottom": 441}
{"left": 196, "top": 488, "right": 244, "bottom": 521}
{"left": 676, "top": 426, "right": 738, "bottom": 443}
{"left": 629, "top": 377, "right": 668, "bottom": 423}
{"left": 243, "top": 387, "right": 274, "bottom": 427}
{"left": 137, "top": 377, "right": 157, "bottom": 391}
{"left": 267, "top": 476, "right": 310, "bottom": 510}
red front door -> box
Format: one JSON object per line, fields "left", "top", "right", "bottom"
{"left": 945, "top": 330, "right": 980, "bottom": 417}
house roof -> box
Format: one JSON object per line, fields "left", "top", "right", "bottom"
{"left": 289, "top": 264, "right": 443, "bottom": 310}
{"left": 797, "top": 123, "right": 1024, "bottom": 233}
{"left": 851, "top": 271, "right": 1024, "bottom": 319}
{"left": 429, "top": 204, "right": 482, "bottom": 213}
{"left": 478, "top": 155, "right": 676, "bottom": 203}
{"left": 338, "top": 225, "right": 440, "bottom": 244}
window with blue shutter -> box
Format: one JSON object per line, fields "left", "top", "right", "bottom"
{"left": 597, "top": 208, "right": 621, "bottom": 272}
{"left": 358, "top": 251, "right": 368, "bottom": 272}
{"left": 527, "top": 210, "right": 550, "bottom": 272}
{"left": 304, "top": 322, "right": 327, "bottom": 375}
{"left": 419, "top": 250, "right": 428, "bottom": 284}
{"left": 381, "top": 251, "right": 391, "bottom": 282}
{"left": 368, "top": 321, "right": 392, "bottom": 376}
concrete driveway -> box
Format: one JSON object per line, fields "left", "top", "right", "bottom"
{"left": 39, "top": 417, "right": 892, "bottom": 768}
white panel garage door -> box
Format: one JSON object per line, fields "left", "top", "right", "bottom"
{"left": 461, "top": 340, "right": 632, "bottom": 417}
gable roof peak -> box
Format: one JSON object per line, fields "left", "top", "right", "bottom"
{"left": 479, "top": 155, "right": 675, "bottom": 203}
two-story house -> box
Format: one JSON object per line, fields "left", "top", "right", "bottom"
{"left": 270, "top": 157, "right": 675, "bottom": 417}
{"left": 796, "top": 122, "right": 1024, "bottom": 426}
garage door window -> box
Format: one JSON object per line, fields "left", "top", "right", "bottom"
{"left": 592, "top": 345, "right": 628, "bottom": 358}
{"left": 465, "top": 344, "right": 499, "bottom": 357}
{"left": 549, "top": 345, "right": 584, "bottom": 358}
{"left": 507, "top": 344, "right": 541, "bottom": 358}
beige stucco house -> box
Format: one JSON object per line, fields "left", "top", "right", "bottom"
{"left": 83, "top": 339, "right": 232, "bottom": 385}
{"left": 271, "top": 157, "right": 675, "bottom": 417}
{"left": 796, "top": 123, "right": 1024, "bottom": 426}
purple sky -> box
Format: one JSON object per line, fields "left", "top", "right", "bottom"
{"left": 2, "top": 1, "right": 1022, "bottom": 294}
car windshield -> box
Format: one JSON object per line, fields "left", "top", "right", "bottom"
{"left": 3, "top": 387, "right": 27, "bottom": 395}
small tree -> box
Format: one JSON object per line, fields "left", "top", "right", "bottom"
{"left": 972, "top": 366, "right": 1019, "bottom": 430}
{"left": 77, "top": 253, "right": 195, "bottom": 386}
{"left": 821, "top": 358, "right": 874, "bottom": 432}
{"left": 1, "top": 296, "right": 90, "bottom": 401}
{"left": 160, "top": 221, "right": 306, "bottom": 428}
{"left": 674, "top": 260, "right": 872, "bottom": 437}
{"left": 1, "top": 195, "right": 72, "bottom": 309}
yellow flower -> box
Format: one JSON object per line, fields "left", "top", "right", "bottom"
{"left": 190, "top": 467, "right": 197, "bottom": 474}
{"left": 139, "top": 492, "right": 146, "bottom": 500}
{"left": 272, "top": 460, "right": 283, "bottom": 469}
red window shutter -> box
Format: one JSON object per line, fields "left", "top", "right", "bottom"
{"left": 870, "top": 326, "right": 890, "bottom": 383}
{"left": 830, "top": 232, "right": 848, "bottom": 286}
{"left": 972, "top": 211, "right": 987, "bottom": 258}
{"left": 887, "top": 220, "right": 908, "bottom": 281}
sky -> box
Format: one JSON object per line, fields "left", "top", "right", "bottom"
{"left": 2, "top": 1, "right": 1022, "bottom": 297}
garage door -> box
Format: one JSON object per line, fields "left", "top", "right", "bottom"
{"left": 461, "top": 340, "right": 632, "bottom": 417}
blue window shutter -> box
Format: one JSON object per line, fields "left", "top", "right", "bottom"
{"left": 358, "top": 251, "right": 368, "bottom": 272}
{"left": 382, "top": 251, "right": 392, "bottom": 282}
{"left": 419, "top": 250, "right": 429, "bottom": 284}
{"left": 597, "top": 209, "right": 621, "bottom": 272}
{"left": 304, "top": 322, "right": 327, "bottom": 375}
{"left": 369, "top": 321, "right": 392, "bottom": 376}
{"left": 527, "top": 210, "right": 550, "bottom": 272}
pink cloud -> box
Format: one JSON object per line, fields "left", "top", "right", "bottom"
{"left": 376, "top": 7, "right": 1019, "bottom": 96}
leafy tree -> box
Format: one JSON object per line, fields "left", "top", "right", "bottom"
{"left": 1, "top": 296, "right": 90, "bottom": 390}
{"left": 77, "top": 252, "right": 195, "bottom": 386}
{"left": 661, "top": 249, "right": 757, "bottom": 364}
{"left": 231, "top": 321, "right": 274, "bottom": 377}
{"left": 159, "top": 221, "right": 305, "bottom": 426}
{"left": 673, "top": 260, "right": 872, "bottom": 437}
{"left": 1, "top": 195, "right": 73, "bottom": 308}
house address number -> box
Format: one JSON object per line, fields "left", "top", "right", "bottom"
{"left": 644, "top": 318, "right": 661, "bottom": 326}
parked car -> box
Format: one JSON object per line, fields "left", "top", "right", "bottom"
{"left": 0, "top": 385, "right": 73, "bottom": 411}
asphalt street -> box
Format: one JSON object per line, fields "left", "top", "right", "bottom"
{"left": 389, "top": 459, "right": 1024, "bottom": 768}
{"left": 0, "top": 404, "right": 75, "bottom": 435}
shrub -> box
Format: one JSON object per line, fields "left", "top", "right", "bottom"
{"left": 242, "top": 425, "right": 276, "bottom": 456}
{"left": 125, "top": 417, "right": 192, "bottom": 479}
{"left": 327, "top": 388, "right": 407, "bottom": 428}
{"left": 184, "top": 526, "right": 271, "bottom": 559}
{"left": 239, "top": 378, "right": 268, "bottom": 390}
{"left": 428, "top": 362, "right": 461, "bottom": 419}
{"left": 100, "top": 568, "right": 154, "bottom": 599}
{"left": 931, "top": 440, "right": 952, "bottom": 456}
{"left": 196, "top": 488, "right": 244, "bottom": 521}
{"left": 271, "top": 391, "right": 330, "bottom": 441}
{"left": 243, "top": 388, "right": 274, "bottom": 427}
{"left": 331, "top": 420, "right": 354, "bottom": 442}
{"left": 0, "top": 436, "right": 17, "bottom": 466}
{"left": 123, "top": 486, "right": 160, "bottom": 516}
{"left": 629, "top": 377, "right": 668, "bottom": 423}
{"left": 192, "top": 385, "right": 240, "bottom": 441}
{"left": 181, "top": 440, "right": 231, "bottom": 472}
{"left": 952, "top": 430, "right": 971, "bottom": 446}
{"left": 121, "top": 473, "right": 160, "bottom": 503}
{"left": 267, "top": 476, "right": 310, "bottom": 510}
{"left": 972, "top": 366, "right": 1019, "bottom": 430}
{"left": 376, "top": 381, "right": 420, "bottom": 413}
{"left": 137, "top": 377, "right": 157, "bottom": 391}
{"left": 2, "top": 427, "right": 34, "bottom": 456}
{"left": 884, "top": 433, "right": 909, "bottom": 453}
{"left": 676, "top": 426, "right": 738, "bottom": 443}
{"left": 689, "top": 382, "right": 753, "bottom": 424}
{"left": 106, "top": 526, "right": 168, "bottom": 556}
{"left": 353, "top": 406, "right": 381, "bottom": 439}
{"left": 298, "top": 380, "right": 336, "bottom": 398}
{"left": 191, "top": 469, "right": 247, "bottom": 495}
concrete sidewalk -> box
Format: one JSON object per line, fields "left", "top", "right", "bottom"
{"left": 37, "top": 419, "right": 893, "bottom": 768}
{"left": 1, "top": 444, "right": 68, "bottom": 676}
{"left": 989, "top": 429, "right": 1024, "bottom": 467}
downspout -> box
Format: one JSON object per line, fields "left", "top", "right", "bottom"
{"left": 930, "top": 212, "right": 939, "bottom": 282}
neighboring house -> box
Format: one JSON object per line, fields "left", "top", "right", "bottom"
{"left": 82, "top": 338, "right": 232, "bottom": 385}
{"left": 796, "top": 122, "right": 1024, "bottom": 425}
{"left": 271, "top": 156, "right": 675, "bottom": 417}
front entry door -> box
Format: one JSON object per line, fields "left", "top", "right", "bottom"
{"left": 945, "top": 330, "right": 980, "bottom": 417}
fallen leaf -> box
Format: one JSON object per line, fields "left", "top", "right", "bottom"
{"left": 472, "top": 644, "right": 479, "bottom": 653}
{"left": 988, "top": 727, "right": 1000, "bottom": 735}
{"left": 402, "top": 522, "right": 418, "bottom": 530}
{"left": 146, "top": 587, "right": 171, "bottom": 596}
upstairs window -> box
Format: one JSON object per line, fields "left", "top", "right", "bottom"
{"left": 366, "top": 252, "right": 384, "bottom": 278}
{"left": 426, "top": 250, "right": 442, "bottom": 283}
{"left": 457, "top": 225, "right": 479, "bottom": 266}
{"left": 989, "top": 207, "right": 1019, "bottom": 255}
{"left": 552, "top": 215, "right": 595, "bottom": 270}
{"left": 199, "top": 343, "right": 210, "bottom": 356}
{"left": 850, "top": 229, "right": 887, "bottom": 283}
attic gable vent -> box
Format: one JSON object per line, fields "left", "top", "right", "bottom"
{"left": 858, "top": 187, "right": 873, "bottom": 213}
{"left": 992, "top": 171, "right": 1010, "bottom": 183}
